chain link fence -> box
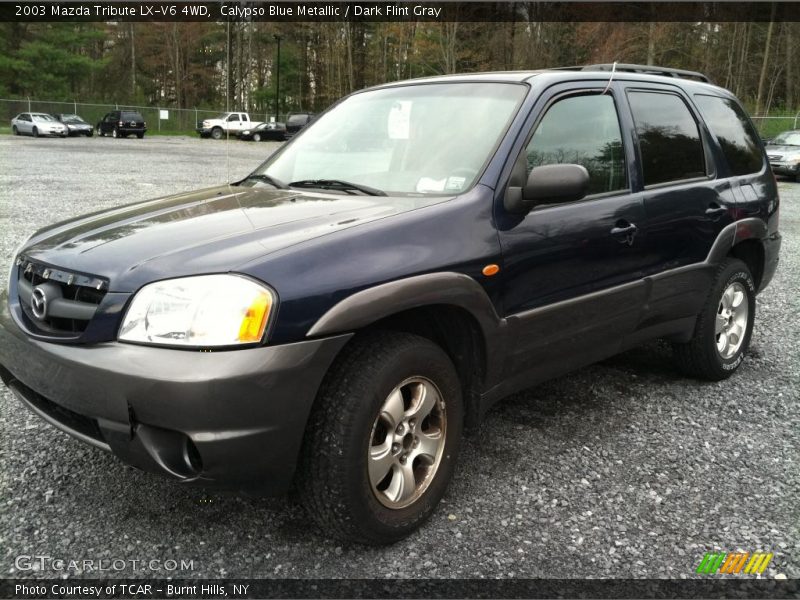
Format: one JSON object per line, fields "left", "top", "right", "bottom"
{"left": 1, "top": 98, "right": 287, "bottom": 134}
{"left": 750, "top": 113, "right": 800, "bottom": 139}
{"left": 3, "top": 96, "right": 799, "bottom": 139}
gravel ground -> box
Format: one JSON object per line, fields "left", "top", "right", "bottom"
{"left": 0, "top": 134, "right": 798, "bottom": 581}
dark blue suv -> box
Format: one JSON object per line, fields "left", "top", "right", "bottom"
{"left": 0, "top": 64, "right": 781, "bottom": 544}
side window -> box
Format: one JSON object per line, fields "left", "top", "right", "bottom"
{"left": 627, "top": 91, "right": 706, "bottom": 186}
{"left": 693, "top": 94, "right": 764, "bottom": 176}
{"left": 524, "top": 94, "right": 627, "bottom": 196}
{"left": 227, "top": 114, "right": 239, "bottom": 122}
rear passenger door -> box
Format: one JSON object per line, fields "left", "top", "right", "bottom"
{"left": 496, "top": 85, "right": 650, "bottom": 380}
{"left": 17, "top": 114, "right": 32, "bottom": 134}
{"left": 622, "top": 85, "right": 735, "bottom": 274}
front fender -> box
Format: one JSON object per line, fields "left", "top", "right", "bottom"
{"left": 306, "top": 272, "right": 509, "bottom": 388}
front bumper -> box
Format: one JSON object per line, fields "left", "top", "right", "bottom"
{"left": 0, "top": 290, "right": 351, "bottom": 493}
{"left": 67, "top": 127, "right": 93, "bottom": 136}
{"left": 769, "top": 161, "right": 799, "bottom": 177}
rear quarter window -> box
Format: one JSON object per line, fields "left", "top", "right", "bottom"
{"left": 627, "top": 91, "right": 706, "bottom": 186}
{"left": 693, "top": 94, "right": 764, "bottom": 176}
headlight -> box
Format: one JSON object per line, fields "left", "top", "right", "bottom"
{"left": 118, "top": 274, "right": 275, "bottom": 348}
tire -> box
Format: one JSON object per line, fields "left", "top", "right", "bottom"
{"left": 112, "top": 128, "right": 118, "bottom": 138}
{"left": 86, "top": 131, "right": 93, "bottom": 137}
{"left": 136, "top": 133, "right": 144, "bottom": 139}
{"left": 12, "top": 125, "right": 18, "bottom": 135}
{"left": 296, "top": 331, "right": 463, "bottom": 545}
{"left": 211, "top": 127, "right": 223, "bottom": 140}
{"left": 32, "top": 127, "right": 38, "bottom": 138}
{"left": 252, "top": 133, "right": 261, "bottom": 142}
{"left": 672, "top": 258, "right": 756, "bottom": 380}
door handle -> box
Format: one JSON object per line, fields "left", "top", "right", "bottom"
{"left": 705, "top": 203, "right": 727, "bottom": 217}
{"left": 610, "top": 221, "right": 638, "bottom": 245}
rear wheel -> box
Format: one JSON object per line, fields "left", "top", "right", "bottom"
{"left": 672, "top": 258, "right": 756, "bottom": 380}
{"left": 296, "top": 331, "right": 463, "bottom": 544}
{"left": 12, "top": 125, "right": 18, "bottom": 135}
{"left": 112, "top": 128, "right": 118, "bottom": 138}
{"left": 136, "top": 133, "right": 144, "bottom": 139}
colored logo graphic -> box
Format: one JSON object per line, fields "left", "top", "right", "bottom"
{"left": 696, "top": 552, "right": 773, "bottom": 575}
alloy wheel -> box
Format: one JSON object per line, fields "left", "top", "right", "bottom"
{"left": 716, "top": 281, "right": 749, "bottom": 359}
{"left": 368, "top": 377, "right": 446, "bottom": 509}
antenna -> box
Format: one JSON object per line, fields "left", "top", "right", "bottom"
{"left": 601, "top": 61, "right": 617, "bottom": 95}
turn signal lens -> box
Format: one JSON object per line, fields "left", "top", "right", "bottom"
{"left": 238, "top": 291, "right": 272, "bottom": 342}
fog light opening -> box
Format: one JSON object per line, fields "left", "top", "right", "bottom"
{"left": 183, "top": 437, "right": 203, "bottom": 474}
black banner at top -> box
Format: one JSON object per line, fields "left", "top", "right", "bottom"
{"left": 3, "top": 1, "right": 800, "bottom": 22}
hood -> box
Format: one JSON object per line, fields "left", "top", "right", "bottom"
{"left": 21, "top": 184, "right": 439, "bottom": 292}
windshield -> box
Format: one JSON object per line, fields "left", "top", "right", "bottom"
{"left": 771, "top": 131, "right": 800, "bottom": 146}
{"left": 62, "top": 114, "right": 85, "bottom": 123}
{"left": 33, "top": 114, "right": 55, "bottom": 121}
{"left": 254, "top": 82, "right": 527, "bottom": 196}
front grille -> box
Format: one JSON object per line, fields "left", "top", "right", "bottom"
{"left": 15, "top": 257, "right": 108, "bottom": 335}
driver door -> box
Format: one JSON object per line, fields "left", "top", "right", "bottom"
{"left": 496, "top": 84, "right": 650, "bottom": 380}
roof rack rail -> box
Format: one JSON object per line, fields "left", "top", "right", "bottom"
{"left": 578, "top": 63, "right": 711, "bottom": 84}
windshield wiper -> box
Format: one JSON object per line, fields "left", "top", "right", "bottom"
{"left": 241, "top": 173, "right": 288, "bottom": 189}
{"left": 289, "top": 179, "right": 386, "bottom": 196}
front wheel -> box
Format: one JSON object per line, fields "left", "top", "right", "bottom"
{"left": 211, "top": 127, "right": 223, "bottom": 140}
{"left": 32, "top": 127, "right": 38, "bottom": 138}
{"left": 112, "top": 128, "right": 118, "bottom": 138}
{"left": 12, "top": 125, "right": 18, "bottom": 135}
{"left": 136, "top": 133, "right": 144, "bottom": 139}
{"left": 672, "top": 258, "right": 756, "bottom": 380}
{"left": 296, "top": 331, "right": 463, "bottom": 545}
{"left": 252, "top": 133, "right": 261, "bottom": 142}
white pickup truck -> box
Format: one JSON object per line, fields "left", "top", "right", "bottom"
{"left": 196, "top": 112, "right": 263, "bottom": 139}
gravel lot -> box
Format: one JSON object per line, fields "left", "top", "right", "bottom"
{"left": 0, "top": 134, "right": 797, "bottom": 581}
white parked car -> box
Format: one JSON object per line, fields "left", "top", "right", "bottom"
{"left": 11, "top": 113, "right": 68, "bottom": 137}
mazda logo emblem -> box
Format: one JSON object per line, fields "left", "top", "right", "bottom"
{"left": 31, "top": 287, "right": 48, "bottom": 319}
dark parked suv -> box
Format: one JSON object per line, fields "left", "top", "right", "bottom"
{"left": 97, "top": 110, "right": 147, "bottom": 138}
{"left": 284, "top": 112, "right": 314, "bottom": 138}
{"left": 0, "top": 65, "right": 781, "bottom": 544}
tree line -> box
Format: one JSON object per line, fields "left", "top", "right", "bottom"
{"left": 0, "top": 15, "right": 797, "bottom": 118}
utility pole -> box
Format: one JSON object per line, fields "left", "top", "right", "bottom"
{"left": 130, "top": 23, "right": 136, "bottom": 96}
{"left": 274, "top": 34, "right": 282, "bottom": 121}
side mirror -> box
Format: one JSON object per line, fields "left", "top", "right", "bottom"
{"left": 505, "top": 164, "right": 590, "bottom": 214}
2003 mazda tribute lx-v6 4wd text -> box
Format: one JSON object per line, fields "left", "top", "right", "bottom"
{"left": 0, "top": 64, "right": 781, "bottom": 544}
